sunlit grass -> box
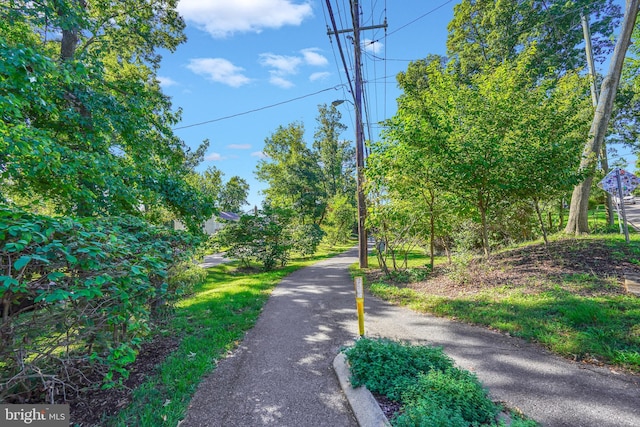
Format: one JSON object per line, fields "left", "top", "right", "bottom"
{"left": 365, "top": 234, "right": 640, "bottom": 373}
{"left": 106, "top": 242, "right": 354, "bottom": 426}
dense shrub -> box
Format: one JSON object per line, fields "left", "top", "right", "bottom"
{"left": 344, "top": 338, "right": 454, "bottom": 400}
{"left": 0, "top": 205, "right": 201, "bottom": 401}
{"left": 290, "top": 223, "right": 325, "bottom": 257}
{"left": 323, "top": 194, "right": 356, "bottom": 246}
{"left": 343, "top": 338, "right": 519, "bottom": 427}
{"left": 212, "top": 205, "right": 302, "bottom": 270}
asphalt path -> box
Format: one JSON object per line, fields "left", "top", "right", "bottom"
{"left": 199, "top": 253, "right": 231, "bottom": 268}
{"left": 622, "top": 201, "right": 640, "bottom": 231}
{"left": 182, "top": 249, "right": 361, "bottom": 427}
{"left": 183, "top": 248, "right": 640, "bottom": 427}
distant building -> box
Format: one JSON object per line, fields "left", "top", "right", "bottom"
{"left": 202, "top": 212, "right": 240, "bottom": 234}
{"left": 172, "top": 211, "right": 240, "bottom": 234}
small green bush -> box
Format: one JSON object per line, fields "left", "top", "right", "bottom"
{"left": 344, "top": 338, "right": 454, "bottom": 400}
{"left": 343, "top": 338, "right": 536, "bottom": 426}
{"left": 401, "top": 369, "right": 497, "bottom": 424}
{"left": 290, "top": 223, "right": 325, "bottom": 257}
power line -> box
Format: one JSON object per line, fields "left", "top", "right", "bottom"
{"left": 386, "top": 0, "right": 455, "bottom": 38}
{"left": 325, "top": 0, "right": 355, "bottom": 97}
{"left": 172, "top": 85, "right": 345, "bottom": 131}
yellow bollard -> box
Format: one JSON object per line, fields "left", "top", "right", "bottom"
{"left": 354, "top": 276, "right": 365, "bottom": 336}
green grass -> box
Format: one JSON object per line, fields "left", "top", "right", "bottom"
{"left": 105, "top": 242, "right": 355, "bottom": 427}
{"left": 365, "top": 235, "right": 640, "bottom": 372}
{"left": 344, "top": 338, "right": 537, "bottom": 427}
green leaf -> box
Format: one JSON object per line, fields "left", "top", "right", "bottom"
{"left": 0, "top": 275, "right": 20, "bottom": 289}
{"left": 47, "top": 271, "right": 65, "bottom": 281}
{"left": 43, "top": 289, "right": 72, "bottom": 303}
{"left": 13, "top": 255, "right": 31, "bottom": 270}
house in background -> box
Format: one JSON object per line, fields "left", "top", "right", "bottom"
{"left": 172, "top": 211, "right": 240, "bottom": 234}
{"left": 202, "top": 211, "right": 240, "bottom": 234}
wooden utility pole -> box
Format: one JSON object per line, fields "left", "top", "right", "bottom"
{"left": 351, "top": 0, "right": 367, "bottom": 269}
{"left": 328, "top": 1, "right": 386, "bottom": 268}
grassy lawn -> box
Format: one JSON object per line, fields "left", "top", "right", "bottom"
{"left": 106, "top": 242, "right": 354, "bottom": 426}
{"left": 363, "top": 233, "right": 640, "bottom": 373}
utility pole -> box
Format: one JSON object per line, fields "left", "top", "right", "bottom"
{"left": 327, "top": 0, "right": 386, "bottom": 268}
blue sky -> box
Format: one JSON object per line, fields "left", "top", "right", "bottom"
{"left": 158, "top": 0, "right": 454, "bottom": 209}
{"left": 158, "top": 0, "right": 634, "bottom": 210}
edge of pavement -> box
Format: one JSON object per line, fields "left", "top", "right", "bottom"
{"left": 333, "top": 352, "right": 391, "bottom": 427}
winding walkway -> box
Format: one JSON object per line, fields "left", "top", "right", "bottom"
{"left": 183, "top": 248, "right": 640, "bottom": 426}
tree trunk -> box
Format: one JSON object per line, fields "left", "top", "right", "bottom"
{"left": 429, "top": 213, "right": 435, "bottom": 271}
{"left": 533, "top": 199, "right": 549, "bottom": 246}
{"left": 582, "top": 13, "right": 616, "bottom": 227}
{"left": 479, "top": 203, "right": 490, "bottom": 257}
{"left": 565, "top": 0, "right": 639, "bottom": 234}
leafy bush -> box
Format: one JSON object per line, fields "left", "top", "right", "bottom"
{"left": 212, "top": 205, "right": 331, "bottom": 271}
{"left": 399, "top": 369, "right": 497, "bottom": 425}
{"left": 344, "top": 338, "right": 454, "bottom": 400}
{"left": 0, "top": 205, "right": 202, "bottom": 401}
{"left": 389, "top": 268, "right": 430, "bottom": 284}
{"left": 323, "top": 194, "right": 356, "bottom": 246}
{"left": 343, "top": 338, "right": 528, "bottom": 427}
{"left": 167, "top": 261, "right": 208, "bottom": 299}
{"left": 290, "top": 223, "right": 325, "bottom": 257}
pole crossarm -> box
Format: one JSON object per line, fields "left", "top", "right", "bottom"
{"left": 327, "top": 21, "right": 388, "bottom": 35}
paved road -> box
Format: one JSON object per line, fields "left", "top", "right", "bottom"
{"left": 199, "top": 253, "right": 231, "bottom": 268}
{"left": 183, "top": 248, "right": 640, "bottom": 427}
{"left": 623, "top": 202, "right": 640, "bottom": 231}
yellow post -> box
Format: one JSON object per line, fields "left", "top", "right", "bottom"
{"left": 354, "top": 276, "right": 365, "bottom": 336}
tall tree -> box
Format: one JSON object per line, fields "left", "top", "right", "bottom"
{"left": 312, "top": 104, "right": 356, "bottom": 199}
{"left": 0, "top": 0, "right": 211, "bottom": 230}
{"left": 612, "top": 19, "right": 640, "bottom": 148}
{"left": 565, "top": 0, "right": 640, "bottom": 234}
{"left": 219, "top": 176, "right": 250, "bottom": 212}
{"left": 255, "top": 122, "right": 325, "bottom": 224}
{"left": 447, "top": 0, "right": 621, "bottom": 78}
{"left": 375, "top": 50, "right": 589, "bottom": 255}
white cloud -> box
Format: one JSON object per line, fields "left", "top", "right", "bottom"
{"left": 251, "top": 151, "right": 268, "bottom": 158}
{"left": 259, "top": 53, "right": 302, "bottom": 75}
{"left": 309, "top": 71, "right": 330, "bottom": 82}
{"left": 269, "top": 75, "right": 295, "bottom": 88}
{"left": 363, "top": 39, "right": 383, "bottom": 55}
{"left": 205, "top": 152, "right": 224, "bottom": 161}
{"left": 177, "top": 0, "right": 313, "bottom": 38}
{"left": 228, "top": 144, "right": 251, "bottom": 149}
{"left": 186, "top": 58, "right": 252, "bottom": 87}
{"left": 260, "top": 49, "right": 327, "bottom": 88}
{"left": 301, "top": 48, "right": 328, "bottom": 66}
{"left": 157, "top": 76, "right": 178, "bottom": 87}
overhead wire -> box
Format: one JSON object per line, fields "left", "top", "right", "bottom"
{"left": 172, "top": 85, "right": 345, "bottom": 130}
{"left": 323, "top": 0, "right": 355, "bottom": 98}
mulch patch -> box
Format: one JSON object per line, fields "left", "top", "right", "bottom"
{"left": 371, "top": 239, "right": 639, "bottom": 299}
{"left": 64, "top": 335, "right": 179, "bottom": 426}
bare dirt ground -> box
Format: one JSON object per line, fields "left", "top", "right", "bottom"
{"left": 67, "top": 238, "right": 640, "bottom": 425}
{"left": 370, "top": 239, "right": 639, "bottom": 299}
{"left": 65, "top": 336, "right": 179, "bottom": 426}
